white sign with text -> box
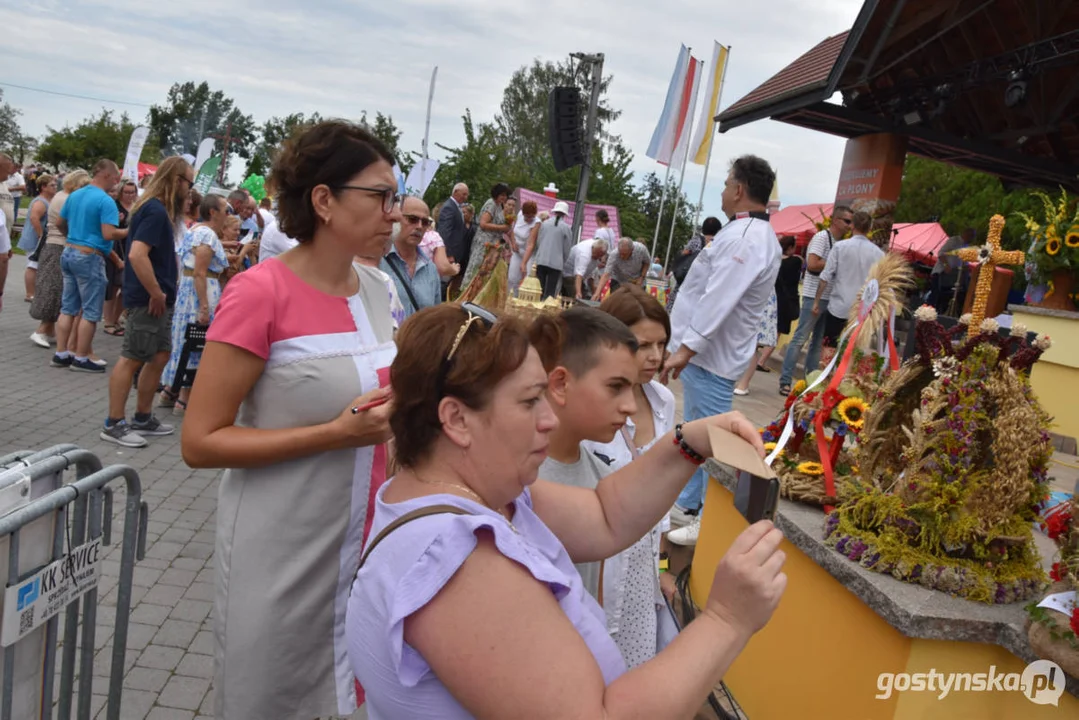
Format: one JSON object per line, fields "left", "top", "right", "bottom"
{"left": 1, "top": 538, "right": 103, "bottom": 647}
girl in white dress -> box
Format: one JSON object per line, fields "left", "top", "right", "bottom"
{"left": 583, "top": 284, "right": 678, "bottom": 668}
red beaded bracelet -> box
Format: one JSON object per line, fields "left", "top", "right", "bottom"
{"left": 673, "top": 423, "right": 706, "bottom": 465}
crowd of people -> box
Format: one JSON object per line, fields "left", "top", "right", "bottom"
{"left": 0, "top": 115, "right": 914, "bottom": 718}
{"left": 158, "top": 120, "right": 791, "bottom": 719}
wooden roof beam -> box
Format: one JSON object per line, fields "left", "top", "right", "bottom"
{"left": 869, "top": 0, "right": 997, "bottom": 82}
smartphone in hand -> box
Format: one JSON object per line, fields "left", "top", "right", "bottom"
{"left": 733, "top": 471, "right": 780, "bottom": 524}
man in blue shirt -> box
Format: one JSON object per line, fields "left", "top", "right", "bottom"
{"left": 101, "top": 156, "right": 193, "bottom": 448}
{"left": 53, "top": 159, "right": 127, "bottom": 373}
{"left": 380, "top": 196, "right": 441, "bottom": 317}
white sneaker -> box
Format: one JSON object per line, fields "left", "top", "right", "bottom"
{"left": 733, "top": 387, "right": 749, "bottom": 396}
{"left": 667, "top": 516, "right": 700, "bottom": 546}
{"left": 669, "top": 505, "right": 697, "bottom": 529}
{"left": 29, "top": 332, "right": 51, "bottom": 348}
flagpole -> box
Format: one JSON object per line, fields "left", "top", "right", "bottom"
{"left": 664, "top": 141, "right": 693, "bottom": 272}
{"left": 650, "top": 163, "right": 672, "bottom": 258}
{"left": 693, "top": 45, "right": 731, "bottom": 230}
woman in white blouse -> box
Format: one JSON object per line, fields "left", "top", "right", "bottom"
{"left": 583, "top": 284, "right": 678, "bottom": 668}
{"left": 508, "top": 200, "right": 541, "bottom": 291}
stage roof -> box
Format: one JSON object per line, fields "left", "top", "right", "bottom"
{"left": 717, "top": 0, "right": 1079, "bottom": 190}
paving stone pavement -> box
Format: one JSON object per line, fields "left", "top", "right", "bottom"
{"left": 2, "top": 255, "right": 382, "bottom": 719}
{"left": 2, "top": 256, "right": 219, "bottom": 719}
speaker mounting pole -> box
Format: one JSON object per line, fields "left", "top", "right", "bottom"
{"left": 570, "top": 53, "right": 604, "bottom": 244}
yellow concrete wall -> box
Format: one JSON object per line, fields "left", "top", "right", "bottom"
{"left": 689, "top": 478, "right": 1079, "bottom": 718}
{"left": 1012, "top": 309, "right": 1079, "bottom": 443}
{"left": 690, "top": 480, "right": 907, "bottom": 719}
{"left": 896, "top": 639, "right": 1079, "bottom": 719}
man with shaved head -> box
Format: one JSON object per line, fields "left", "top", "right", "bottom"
{"left": 437, "top": 182, "right": 470, "bottom": 295}
{"left": 381, "top": 195, "right": 441, "bottom": 317}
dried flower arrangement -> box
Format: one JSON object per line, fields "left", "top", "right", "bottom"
{"left": 762, "top": 253, "right": 913, "bottom": 507}
{"left": 1026, "top": 493, "right": 1079, "bottom": 677}
{"left": 824, "top": 307, "right": 1054, "bottom": 603}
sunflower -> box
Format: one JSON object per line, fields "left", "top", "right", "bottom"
{"left": 1046, "top": 237, "right": 1062, "bottom": 256}
{"left": 792, "top": 379, "right": 807, "bottom": 396}
{"left": 1066, "top": 226, "right": 1079, "bottom": 248}
{"left": 797, "top": 461, "right": 824, "bottom": 476}
{"left": 836, "top": 397, "right": 870, "bottom": 430}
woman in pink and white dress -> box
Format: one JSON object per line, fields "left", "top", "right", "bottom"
{"left": 182, "top": 120, "right": 401, "bottom": 720}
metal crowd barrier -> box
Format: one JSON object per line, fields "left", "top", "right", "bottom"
{"left": 0, "top": 447, "right": 148, "bottom": 720}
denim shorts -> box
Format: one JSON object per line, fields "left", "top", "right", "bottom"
{"left": 60, "top": 246, "right": 107, "bottom": 323}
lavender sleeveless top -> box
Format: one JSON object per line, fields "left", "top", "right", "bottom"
{"left": 346, "top": 483, "right": 628, "bottom": 718}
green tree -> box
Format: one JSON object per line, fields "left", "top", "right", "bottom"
{"left": 635, "top": 171, "right": 697, "bottom": 263}
{"left": 360, "top": 111, "right": 405, "bottom": 166}
{"left": 246, "top": 112, "right": 323, "bottom": 177}
{"left": 36, "top": 109, "right": 161, "bottom": 171}
{"left": 495, "top": 58, "right": 620, "bottom": 175}
{"left": 0, "top": 90, "right": 37, "bottom": 163}
{"left": 896, "top": 156, "right": 1041, "bottom": 250}
{"left": 423, "top": 110, "right": 512, "bottom": 208}
{"left": 149, "top": 81, "right": 257, "bottom": 177}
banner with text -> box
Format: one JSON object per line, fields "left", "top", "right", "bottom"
{"left": 2, "top": 538, "right": 103, "bottom": 647}
{"left": 194, "top": 156, "right": 221, "bottom": 195}
{"left": 121, "top": 126, "right": 150, "bottom": 186}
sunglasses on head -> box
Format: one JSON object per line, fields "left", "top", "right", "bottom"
{"left": 436, "top": 303, "right": 497, "bottom": 397}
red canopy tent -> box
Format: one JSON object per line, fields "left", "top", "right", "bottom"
{"left": 769, "top": 203, "right": 833, "bottom": 251}
{"left": 137, "top": 162, "right": 157, "bottom": 181}
{"left": 889, "top": 222, "right": 949, "bottom": 266}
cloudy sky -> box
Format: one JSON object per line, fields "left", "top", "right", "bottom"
{"left": 1, "top": 0, "right": 863, "bottom": 212}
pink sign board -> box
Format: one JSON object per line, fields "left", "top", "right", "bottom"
{"left": 515, "top": 188, "right": 622, "bottom": 241}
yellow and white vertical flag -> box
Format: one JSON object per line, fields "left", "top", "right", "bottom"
{"left": 689, "top": 42, "right": 729, "bottom": 166}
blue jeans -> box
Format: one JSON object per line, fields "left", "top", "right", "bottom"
{"left": 60, "top": 247, "right": 107, "bottom": 323}
{"left": 676, "top": 363, "right": 735, "bottom": 511}
{"left": 779, "top": 296, "right": 829, "bottom": 388}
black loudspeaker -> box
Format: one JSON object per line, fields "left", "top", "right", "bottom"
{"left": 548, "top": 87, "right": 584, "bottom": 172}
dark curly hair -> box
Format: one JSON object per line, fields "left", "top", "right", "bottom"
{"left": 701, "top": 216, "right": 722, "bottom": 236}
{"left": 490, "top": 183, "right": 510, "bottom": 201}
{"left": 390, "top": 304, "right": 561, "bottom": 468}
{"left": 270, "top": 120, "right": 395, "bottom": 242}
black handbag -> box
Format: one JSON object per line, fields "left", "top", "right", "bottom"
{"left": 671, "top": 250, "right": 700, "bottom": 285}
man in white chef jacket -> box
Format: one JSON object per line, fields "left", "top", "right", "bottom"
{"left": 662, "top": 155, "right": 782, "bottom": 546}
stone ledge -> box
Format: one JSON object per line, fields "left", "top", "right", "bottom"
{"left": 1009, "top": 304, "right": 1079, "bottom": 321}
{"left": 702, "top": 458, "right": 1079, "bottom": 699}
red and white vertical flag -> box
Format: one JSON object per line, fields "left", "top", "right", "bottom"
{"left": 669, "top": 55, "right": 705, "bottom": 171}
{"left": 646, "top": 45, "right": 691, "bottom": 165}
